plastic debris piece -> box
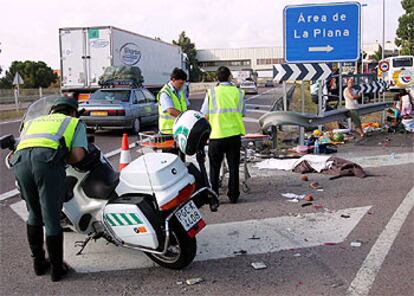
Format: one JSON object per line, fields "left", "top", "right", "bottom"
{"left": 324, "top": 242, "right": 337, "bottom": 246}
{"left": 301, "top": 202, "right": 313, "bottom": 207}
{"left": 176, "top": 281, "right": 184, "bottom": 285}
{"left": 287, "top": 198, "right": 300, "bottom": 203}
{"left": 293, "top": 253, "right": 302, "bottom": 257}
{"left": 310, "top": 182, "right": 323, "bottom": 189}
{"left": 313, "top": 205, "right": 324, "bottom": 210}
{"left": 341, "top": 214, "right": 351, "bottom": 219}
{"left": 233, "top": 249, "right": 247, "bottom": 256}
{"left": 317, "top": 189, "right": 324, "bottom": 192}
{"left": 186, "top": 278, "right": 204, "bottom": 285}
{"left": 301, "top": 175, "right": 309, "bottom": 182}
{"left": 281, "top": 193, "right": 306, "bottom": 200}
{"left": 304, "top": 194, "right": 314, "bottom": 201}
{"left": 249, "top": 235, "right": 260, "bottom": 240}
{"left": 331, "top": 282, "right": 344, "bottom": 288}
{"left": 350, "top": 241, "right": 362, "bottom": 247}
{"left": 251, "top": 262, "right": 267, "bottom": 270}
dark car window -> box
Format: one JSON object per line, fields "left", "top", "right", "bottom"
{"left": 90, "top": 90, "right": 131, "bottom": 103}
{"left": 142, "top": 89, "right": 156, "bottom": 103}
{"left": 133, "top": 90, "right": 146, "bottom": 104}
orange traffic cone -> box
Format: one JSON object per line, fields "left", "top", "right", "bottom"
{"left": 119, "top": 133, "right": 131, "bottom": 171}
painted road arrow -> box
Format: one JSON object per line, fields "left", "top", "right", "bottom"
{"left": 10, "top": 201, "right": 370, "bottom": 272}
{"left": 308, "top": 45, "right": 334, "bottom": 53}
{"left": 273, "top": 63, "right": 331, "bottom": 82}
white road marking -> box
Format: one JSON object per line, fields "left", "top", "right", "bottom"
{"left": 346, "top": 187, "right": 414, "bottom": 296}
{"left": 0, "top": 119, "right": 21, "bottom": 125}
{"left": 246, "top": 109, "right": 268, "bottom": 114}
{"left": 245, "top": 88, "right": 279, "bottom": 102}
{"left": 0, "top": 189, "right": 19, "bottom": 201}
{"left": 243, "top": 117, "right": 259, "bottom": 123}
{"left": 9, "top": 202, "right": 370, "bottom": 273}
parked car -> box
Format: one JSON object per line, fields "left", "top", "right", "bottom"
{"left": 79, "top": 87, "right": 158, "bottom": 133}
{"left": 240, "top": 81, "right": 258, "bottom": 94}
{"left": 265, "top": 80, "right": 274, "bottom": 87}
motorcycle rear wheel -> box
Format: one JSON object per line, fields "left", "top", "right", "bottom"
{"left": 145, "top": 222, "right": 197, "bottom": 269}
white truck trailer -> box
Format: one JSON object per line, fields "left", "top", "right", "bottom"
{"left": 59, "top": 26, "right": 189, "bottom": 99}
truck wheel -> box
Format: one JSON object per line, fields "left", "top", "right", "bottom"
{"left": 145, "top": 221, "right": 197, "bottom": 269}
{"left": 132, "top": 118, "right": 141, "bottom": 134}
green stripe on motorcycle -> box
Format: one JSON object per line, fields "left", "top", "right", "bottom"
{"left": 104, "top": 215, "right": 116, "bottom": 226}
{"left": 129, "top": 213, "right": 143, "bottom": 224}
{"left": 110, "top": 213, "right": 123, "bottom": 225}
{"left": 120, "top": 213, "right": 133, "bottom": 225}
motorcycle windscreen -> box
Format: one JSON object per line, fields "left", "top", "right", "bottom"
{"left": 20, "top": 95, "right": 61, "bottom": 131}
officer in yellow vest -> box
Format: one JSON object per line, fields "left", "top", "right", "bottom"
{"left": 157, "top": 68, "right": 190, "bottom": 135}
{"left": 12, "top": 97, "right": 88, "bottom": 282}
{"left": 200, "top": 66, "right": 246, "bottom": 203}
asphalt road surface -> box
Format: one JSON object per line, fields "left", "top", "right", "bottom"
{"left": 0, "top": 86, "right": 413, "bottom": 296}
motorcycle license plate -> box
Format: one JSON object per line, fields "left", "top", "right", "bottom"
{"left": 175, "top": 200, "right": 205, "bottom": 237}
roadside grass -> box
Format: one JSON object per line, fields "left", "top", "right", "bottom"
{"left": 0, "top": 109, "right": 25, "bottom": 121}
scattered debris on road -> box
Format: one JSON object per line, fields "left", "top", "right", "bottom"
{"left": 350, "top": 240, "right": 362, "bottom": 247}
{"left": 304, "top": 194, "right": 314, "bottom": 201}
{"left": 186, "top": 277, "right": 204, "bottom": 286}
{"left": 341, "top": 214, "right": 351, "bottom": 219}
{"left": 251, "top": 262, "right": 267, "bottom": 270}
{"left": 249, "top": 235, "right": 260, "bottom": 240}
{"left": 233, "top": 249, "right": 247, "bottom": 256}
{"left": 301, "top": 202, "right": 313, "bottom": 207}
{"left": 310, "top": 182, "right": 323, "bottom": 190}
{"left": 301, "top": 175, "right": 309, "bottom": 181}
{"left": 293, "top": 253, "right": 302, "bottom": 257}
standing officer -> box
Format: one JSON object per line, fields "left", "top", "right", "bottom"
{"left": 200, "top": 66, "right": 246, "bottom": 203}
{"left": 12, "top": 97, "right": 88, "bottom": 282}
{"left": 157, "top": 68, "right": 190, "bottom": 135}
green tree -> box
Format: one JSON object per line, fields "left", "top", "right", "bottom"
{"left": 395, "top": 0, "right": 414, "bottom": 55}
{"left": 173, "top": 31, "right": 201, "bottom": 82}
{"left": 0, "top": 60, "right": 58, "bottom": 89}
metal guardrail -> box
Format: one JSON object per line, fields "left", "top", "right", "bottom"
{"left": 259, "top": 102, "right": 392, "bottom": 130}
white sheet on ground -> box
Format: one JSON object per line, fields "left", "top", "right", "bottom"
{"left": 255, "top": 154, "right": 333, "bottom": 173}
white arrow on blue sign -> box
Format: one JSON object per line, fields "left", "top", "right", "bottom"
{"left": 284, "top": 2, "right": 361, "bottom": 63}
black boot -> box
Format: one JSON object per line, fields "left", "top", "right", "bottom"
{"left": 46, "top": 233, "right": 69, "bottom": 282}
{"left": 26, "top": 224, "right": 50, "bottom": 276}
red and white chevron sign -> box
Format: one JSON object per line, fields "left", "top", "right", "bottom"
{"left": 272, "top": 63, "right": 332, "bottom": 82}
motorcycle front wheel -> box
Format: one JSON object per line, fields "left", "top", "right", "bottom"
{"left": 145, "top": 221, "right": 197, "bottom": 269}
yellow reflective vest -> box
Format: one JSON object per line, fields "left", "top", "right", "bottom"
{"left": 156, "top": 84, "right": 188, "bottom": 134}
{"left": 207, "top": 84, "right": 246, "bottom": 139}
{"left": 16, "top": 113, "right": 79, "bottom": 151}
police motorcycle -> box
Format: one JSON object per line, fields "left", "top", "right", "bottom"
{"left": 1, "top": 96, "right": 219, "bottom": 270}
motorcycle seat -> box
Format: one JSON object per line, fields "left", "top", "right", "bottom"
{"left": 82, "top": 162, "right": 119, "bottom": 200}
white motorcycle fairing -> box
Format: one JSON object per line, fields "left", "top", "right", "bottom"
{"left": 116, "top": 153, "right": 195, "bottom": 210}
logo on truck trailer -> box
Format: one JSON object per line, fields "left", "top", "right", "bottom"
{"left": 120, "top": 43, "right": 142, "bottom": 65}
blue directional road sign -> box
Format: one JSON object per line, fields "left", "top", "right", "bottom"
{"left": 284, "top": 2, "right": 361, "bottom": 63}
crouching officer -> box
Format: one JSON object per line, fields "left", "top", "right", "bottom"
{"left": 200, "top": 66, "right": 246, "bottom": 203}
{"left": 12, "top": 97, "right": 88, "bottom": 282}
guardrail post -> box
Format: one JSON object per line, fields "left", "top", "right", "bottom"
{"left": 299, "top": 82, "right": 305, "bottom": 145}
{"left": 14, "top": 87, "right": 20, "bottom": 111}
{"left": 339, "top": 63, "right": 343, "bottom": 108}
{"left": 271, "top": 126, "right": 278, "bottom": 149}
{"left": 283, "top": 81, "right": 288, "bottom": 111}
{"left": 39, "top": 87, "right": 43, "bottom": 98}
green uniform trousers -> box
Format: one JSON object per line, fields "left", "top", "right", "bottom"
{"left": 12, "top": 148, "right": 66, "bottom": 236}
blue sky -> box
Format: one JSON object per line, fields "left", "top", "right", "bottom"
{"left": 0, "top": 0, "right": 404, "bottom": 72}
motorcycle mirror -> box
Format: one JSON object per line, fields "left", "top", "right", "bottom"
{"left": 0, "top": 134, "right": 16, "bottom": 150}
